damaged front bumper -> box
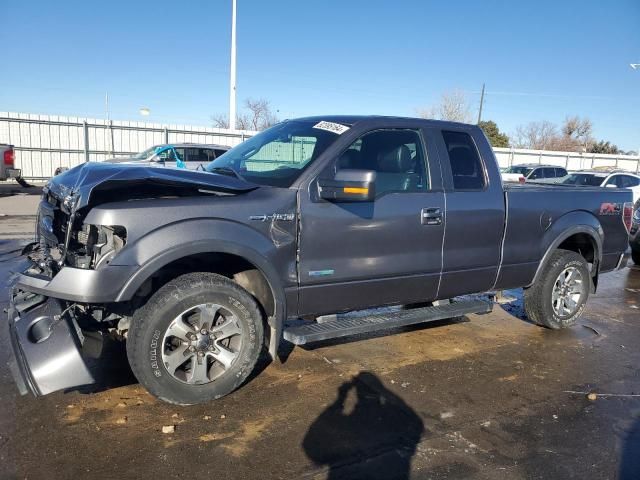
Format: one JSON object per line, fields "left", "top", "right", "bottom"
{"left": 6, "top": 288, "right": 95, "bottom": 396}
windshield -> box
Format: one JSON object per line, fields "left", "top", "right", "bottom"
{"left": 205, "top": 120, "right": 346, "bottom": 187}
{"left": 133, "top": 145, "right": 163, "bottom": 160}
{"left": 562, "top": 173, "right": 605, "bottom": 186}
{"left": 504, "top": 166, "right": 533, "bottom": 176}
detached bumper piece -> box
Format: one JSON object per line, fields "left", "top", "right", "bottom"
{"left": 283, "top": 299, "right": 492, "bottom": 345}
{"left": 6, "top": 291, "right": 95, "bottom": 396}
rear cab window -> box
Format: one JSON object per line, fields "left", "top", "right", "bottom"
{"left": 441, "top": 130, "right": 486, "bottom": 190}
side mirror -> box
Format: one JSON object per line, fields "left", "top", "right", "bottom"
{"left": 318, "top": 169, "right": 376, "bottom": 202}
{"left": 605, "top": 183, "right": 617, "bottom": 189}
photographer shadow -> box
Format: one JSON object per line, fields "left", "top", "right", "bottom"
{"left": 303, "top": 371, "right": 424, "bottom": 480}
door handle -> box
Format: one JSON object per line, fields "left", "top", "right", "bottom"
{"left": 421, "top": 207, "right": 442, "bottom": 225}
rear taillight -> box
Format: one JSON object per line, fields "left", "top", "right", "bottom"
{"left": 623, "top": 202, "right": 634, "bottom": 233}
{"left": 518, "top": 175, "right": 526, "bottom": 184}
{"left": 3, "top": 148, "right": 14, "bottom": 166}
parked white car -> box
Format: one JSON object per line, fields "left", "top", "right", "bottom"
{"left": 562, "top": 170, "right": 640, "bottom": 202}
{"left": 501, "top": 164, "right": 568, "bottom": 183}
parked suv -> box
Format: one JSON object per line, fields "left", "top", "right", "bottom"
{"left": 501, "top": 164, "right": 568, "bottom": 183}
{"left": 562, "top": 170, "right": 640, "bottom": 203}
{"left": 108, "top": 143, "right": 230, "bottom": 170}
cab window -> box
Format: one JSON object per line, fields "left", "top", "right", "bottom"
{"left": 441, "top": 131, "right": 486, "bottom": 190}
{"left": 337, "top": 129, "right": 428, "bottom": 196}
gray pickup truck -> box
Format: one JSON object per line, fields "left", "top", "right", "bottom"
{"left": 6, "top": 116, "right": 634, "bottom": 405}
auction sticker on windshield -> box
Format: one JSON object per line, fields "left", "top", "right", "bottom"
{"left": 313, "top": 121, "right": 350, "bottom": 135}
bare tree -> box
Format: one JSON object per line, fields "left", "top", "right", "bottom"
{"left": 236, "top": 113, "right": 250, "bottom": 130}
{"left": 561, "top": 116, "right": 593, "bottom": 151}
{"left": 418, "top": 90, "right": 472, "bottom": 123}
{"left": 211, "top": 98, "right": 279, "bottom": 131}
{"left": 211, "top": 113, "right": 229, "bottom": 129}
{"left": 512, "top": 121, "right": 558, "bottom": 149}
{"left": 244, "top": 98, "right": 279, "bottom": 130}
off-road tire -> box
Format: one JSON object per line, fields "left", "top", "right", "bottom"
{"left": 127, "top": 272, "right": 264, "bottom": 405}
{"left": 524, "top": 249, "right": 590, "bottom": 329}
{"left": 632, "top": 247, "right": 640, "bottom": 266}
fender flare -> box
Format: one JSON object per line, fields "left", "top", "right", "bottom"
{"left": 115, "top": 233, "right": 288, "bottom": 360}
{"left": 528, "top": 224, "right": 602, "bottom": 289}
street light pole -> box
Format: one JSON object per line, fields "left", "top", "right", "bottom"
{"left": 229, "top": 0, "right": 237, "bottom": 130}
{"left": 632, "top": 63, "right": 640, "bottom": 167}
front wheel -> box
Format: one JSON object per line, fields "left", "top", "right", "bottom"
{"left": 632, "top": 246, "right": 640, "bottom": 266}
{"left": 524, "top": 249, "right": 590, "bottom": 329}
{"left": 127, "top": 272, "right": 264, "bottom": 405}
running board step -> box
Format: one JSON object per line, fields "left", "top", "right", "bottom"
{"left": 283, "top": 299, "right": 492, "bottom": 345}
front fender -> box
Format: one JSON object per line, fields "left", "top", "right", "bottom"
{"left": 112, "top": 219, "right": 293, "bottom": 358}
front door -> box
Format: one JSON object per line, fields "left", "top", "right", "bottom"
{"left": 297, "top": 127, "right": 446, "bottom": 316}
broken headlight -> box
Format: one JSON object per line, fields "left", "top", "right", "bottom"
{"left": 69, "top": 224, "right": 127, "bottom": 269}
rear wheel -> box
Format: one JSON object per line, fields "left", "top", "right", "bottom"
{"left": 127, "top": 272, "right": 264, "bottom": 405}
{"left": 524, "top": 249, "right": 590, "bottom": 329}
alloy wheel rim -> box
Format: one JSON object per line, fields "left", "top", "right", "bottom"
{"left": 551, "top": 266, "right": 584, "bottom": 317}
{"left": 161, "top": 303, "right": 243, "bottom": 384}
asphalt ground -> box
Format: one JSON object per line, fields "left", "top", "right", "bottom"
{"left": 1, "top": 192, "right": 639, "bottom": 480}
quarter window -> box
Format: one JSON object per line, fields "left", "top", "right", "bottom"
{"left": 620, "top": 175, "right": 640, "bottom": 188}
{"left": 441, "top": 131, "right": 486, "bottom": 190}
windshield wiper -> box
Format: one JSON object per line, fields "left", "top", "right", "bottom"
{"left": 209, "top": 166, "right": 243, "bottom": 179}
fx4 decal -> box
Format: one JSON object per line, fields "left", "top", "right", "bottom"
{"left": 600, "top": 203, "right": 622, "bottom": 215}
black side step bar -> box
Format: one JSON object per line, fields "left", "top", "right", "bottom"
{"left": 283, "top": 299, "right": 492, "bottom": 345}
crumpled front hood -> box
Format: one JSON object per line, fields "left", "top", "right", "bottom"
{"left": 47, "top": 161, "right": 258, "bottom": 210}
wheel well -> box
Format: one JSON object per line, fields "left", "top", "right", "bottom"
{"left": 557, "top": 233, "right": 597, "bottom": 266}
{"left": 133, "top": 252, "right": 275, "bottom": 318}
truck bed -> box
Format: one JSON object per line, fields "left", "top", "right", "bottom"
{"left": 497, "top": 183, "right": 631, "bottom": 290}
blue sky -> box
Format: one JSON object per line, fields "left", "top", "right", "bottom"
{"left": 1, "top": 0, "right": 639, "bottom": 150}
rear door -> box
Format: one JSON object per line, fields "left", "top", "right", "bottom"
{"left": 297, "top": 126, "right": 446, "bottom": 315}
{"left": 434, "top": 128, "right": 505, "bottom": 298}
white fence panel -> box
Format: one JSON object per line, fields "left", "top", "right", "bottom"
{"left": 0, "top": 112, "right": 257, "bottom": 178}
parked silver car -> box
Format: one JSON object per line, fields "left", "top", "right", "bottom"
{"left": 107, "top": 143, "right": 230, "bottom": 171}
